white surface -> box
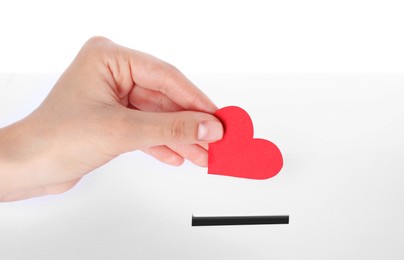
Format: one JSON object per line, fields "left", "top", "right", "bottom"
{"left": 1, "top": 73, "right": 404, "bottom": 259}
{"left": 1, "top": 0, "right": 404, "bottom": 73}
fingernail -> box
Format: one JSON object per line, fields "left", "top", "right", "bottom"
{"left": 198, "top": 121, "right": 223, "bottom": 141}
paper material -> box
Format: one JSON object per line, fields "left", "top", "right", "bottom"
{"left": 208, "top": 106, "right": 283, "bottom": 180}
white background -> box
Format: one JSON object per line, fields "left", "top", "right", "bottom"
{"left": 0, "top": 0, "right": 404, "bottom": 74}
{"left": 1, "top": 1, "right": 404, "bottom": 259}
{"left": 1, "top": 74, "right": 404, "bottom": 259}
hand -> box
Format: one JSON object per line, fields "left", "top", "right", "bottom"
{"left": 0, "top": 37, "right": 223, "bottom": 201}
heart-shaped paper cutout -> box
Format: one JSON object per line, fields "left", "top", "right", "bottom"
{"left": 208, "top": 106, "right": 283, "bottom": 180}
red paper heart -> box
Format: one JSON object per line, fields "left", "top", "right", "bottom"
{"left": 208, "top": 106, "right": 283, "bottom": 180}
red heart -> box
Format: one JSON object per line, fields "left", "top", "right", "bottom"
{"left": 208, "top": 106, "right": 283, "bottom": 180}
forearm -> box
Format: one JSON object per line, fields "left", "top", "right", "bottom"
{"left": 0, "top": 119, "right": 50, "bottom": 201}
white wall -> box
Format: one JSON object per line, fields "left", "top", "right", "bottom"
{"left": 1, "top": 0, "right": 403, "bottom": 73}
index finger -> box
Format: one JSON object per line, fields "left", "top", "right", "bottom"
{"left": 126, "top": 48, "right": 218, "bottom": 113}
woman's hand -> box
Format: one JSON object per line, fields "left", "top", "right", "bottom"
{"left": 0, "top": 37, "right": 223, "bottom": 201}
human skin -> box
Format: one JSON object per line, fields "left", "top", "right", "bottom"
{"left": 0, "top": 37, "right": 223, "bottom": 202}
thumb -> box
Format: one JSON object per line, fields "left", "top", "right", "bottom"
{"left": 126, "top": 110, "right": 223, "bottom": 149}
